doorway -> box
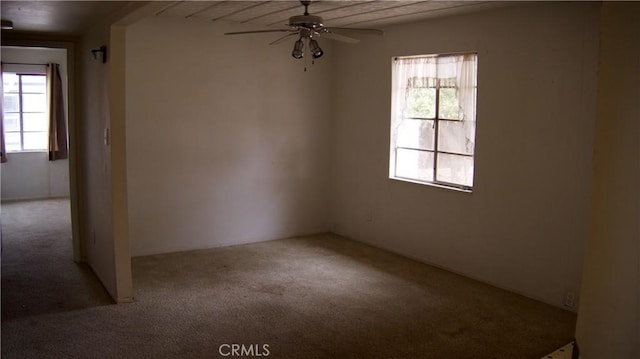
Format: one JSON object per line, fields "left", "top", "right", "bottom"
{"left": 1, "top": 45, "right": 105, "bottom": 319}
{"left": 1, "top": 43, "right": 82, "bottom": 262}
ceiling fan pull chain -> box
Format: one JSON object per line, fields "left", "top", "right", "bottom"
{"left": 304, "top": 38, "right": 308, "bottom": 72}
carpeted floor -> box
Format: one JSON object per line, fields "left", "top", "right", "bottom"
{"left": 1, "top": 199, "right": 113, "bottom": 321}
{"left": 1, "top": 199, "right": 576, "bottom": 358}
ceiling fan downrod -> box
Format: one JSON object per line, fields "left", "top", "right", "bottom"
{"left": 301, "top": 0, "right": 311, "bottom": 16}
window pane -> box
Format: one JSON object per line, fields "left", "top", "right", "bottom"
{"left": 23, "top": 132, "right": 48, "bottom": 150}
{"left": 395, "top": 148, "right": 434, "bottom": 182}
{"left": 23, "top": 113, "right": 48, "bottom": 132}
{"left": 4, "top": 112, "right": 21, "bottom": 131}
{"left": 439, "top": 88, "right": 461, "bottom": 120}
{"left": 3, "top": 93, "right": 19, "bottom": 112}
{"left": 406, "top": 87, "right": 435, "bottom": 118}
{"left": 436, "top": 153, "right": 474, "bottom": 187}
{"left": 21, "top": 75, "right": 46, "bottom": 93}
{"left": 22, "top": 93, "right": 47, "bottom": 112}
{"left": 2, "top": 73, "right": 19, "bottom": 93}
{"left": 438, "top": 120, "right": 474, "bottom": 155}
{"left": 396, "top": 119, "right": 435, "bottom": 151}
{"left": 4, "top": 132, "right": 21, "bottom": 151}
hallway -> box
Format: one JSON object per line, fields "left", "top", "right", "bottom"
{"left": 1, "top": 199, "right": 111, "bottom": 321}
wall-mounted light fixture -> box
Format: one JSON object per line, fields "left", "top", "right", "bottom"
{"left": 91, "top": 45, "right": 108, "bottom": 64}
{"left": 1, "top": 20, "right": 14, "bottom": 30}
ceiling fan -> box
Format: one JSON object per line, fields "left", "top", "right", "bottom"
{"left": 224, "top": 0, "right": 383, "bottom": 60}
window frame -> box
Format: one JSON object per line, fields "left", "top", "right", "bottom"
{"left": 2, "top": 71, "right": 49, "bottom": 153}
{"left": 389, "top": 53, "right": 477, "bottom": 192}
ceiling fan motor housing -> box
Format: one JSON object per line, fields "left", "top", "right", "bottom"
{"left": 289, "top": 15, "right": 324, "bottom": 29}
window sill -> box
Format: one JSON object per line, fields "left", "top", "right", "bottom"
{"left": 6, "top": 150, "right": 48, "bottom": 154}
{"left": 389, "top": 176, "right": 473, "bottom": 193}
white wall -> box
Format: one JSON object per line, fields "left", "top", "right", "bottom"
{"left": 80, "top": 19, "right": 134, "bottom": 303}
{"left": 575, "top": 3, "right": 640, "bottom": 358}
{"left": 1, "top": 46, "right": 70, "bottom": 201}
{"left": 81, "top": 22, "right": 118, "bottom": 299}
{"left": 125, "top": 17, "right": 333, "bottom": 256}
{"left": 109, "top": 24, "right": 134, "bottom": 302}
{"left": 78, "top": 2, "right": 152, "bottom": 303}
{"left": 329, "top": 2, "right": 599, "bottom": 308}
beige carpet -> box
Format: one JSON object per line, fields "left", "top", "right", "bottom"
{"left": 1, "top": 199, "right": 576, "bottom": 358}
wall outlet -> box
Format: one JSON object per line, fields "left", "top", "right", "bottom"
{"left": 564, "top": 291, "right": 576, "bottom": 308}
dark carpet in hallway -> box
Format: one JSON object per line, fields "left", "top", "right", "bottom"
{"left": 1, "top": 198, "right": 112, "bottom": 322}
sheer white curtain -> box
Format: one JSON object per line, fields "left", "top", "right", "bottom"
{"left": 390, "top": 54, "right": 477, "bottom": 180}
{"left": 455, "top": 54, "right": 478, "bottom": 154}
{"left": 1, "top": 63, "right": 6, "bottom": 163}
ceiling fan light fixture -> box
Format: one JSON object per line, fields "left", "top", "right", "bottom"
{"left": 292, "top": 38, "right": 305, "bottom": 59}
{"left": 225, "top": 0, "right": 383, "bottom": 62}
{"left": 309, "top": 39, "right": 323, "bottom": 59}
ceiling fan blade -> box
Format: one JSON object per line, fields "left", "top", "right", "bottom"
{"left": 317, "top": 31, "right": 360, "bottom": 44}
{"left": 224, "top": 29, "right": 294, "bottom": 35}
{"left": 269, "top": 33, "right": 299, "bottom": 45}
{"left": 325, "top": 27, "right": 384, "bottom": 36}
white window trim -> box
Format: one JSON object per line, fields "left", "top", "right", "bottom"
{"left": 2, "top": 69, "right": 49, "bottom": 153}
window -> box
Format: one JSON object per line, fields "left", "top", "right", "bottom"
{"left": 2, "top": 72, "right": 49, "bottom": 152}
{"left": 389, "top": 53, "right": 478, "bottom": 191}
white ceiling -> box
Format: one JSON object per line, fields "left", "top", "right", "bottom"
{"left": 1, "top": 1, "right": 507, "bottom": 36}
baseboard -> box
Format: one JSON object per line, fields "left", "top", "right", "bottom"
{"left": 541, "top": 341, "right": 578, "bottom": 359}
{"left": 117, "top": 296, "right": 134, "bottom": 304}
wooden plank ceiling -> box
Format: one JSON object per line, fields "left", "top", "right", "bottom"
{"left": 155, "top": 1, "right": 494, "bottom": 28}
